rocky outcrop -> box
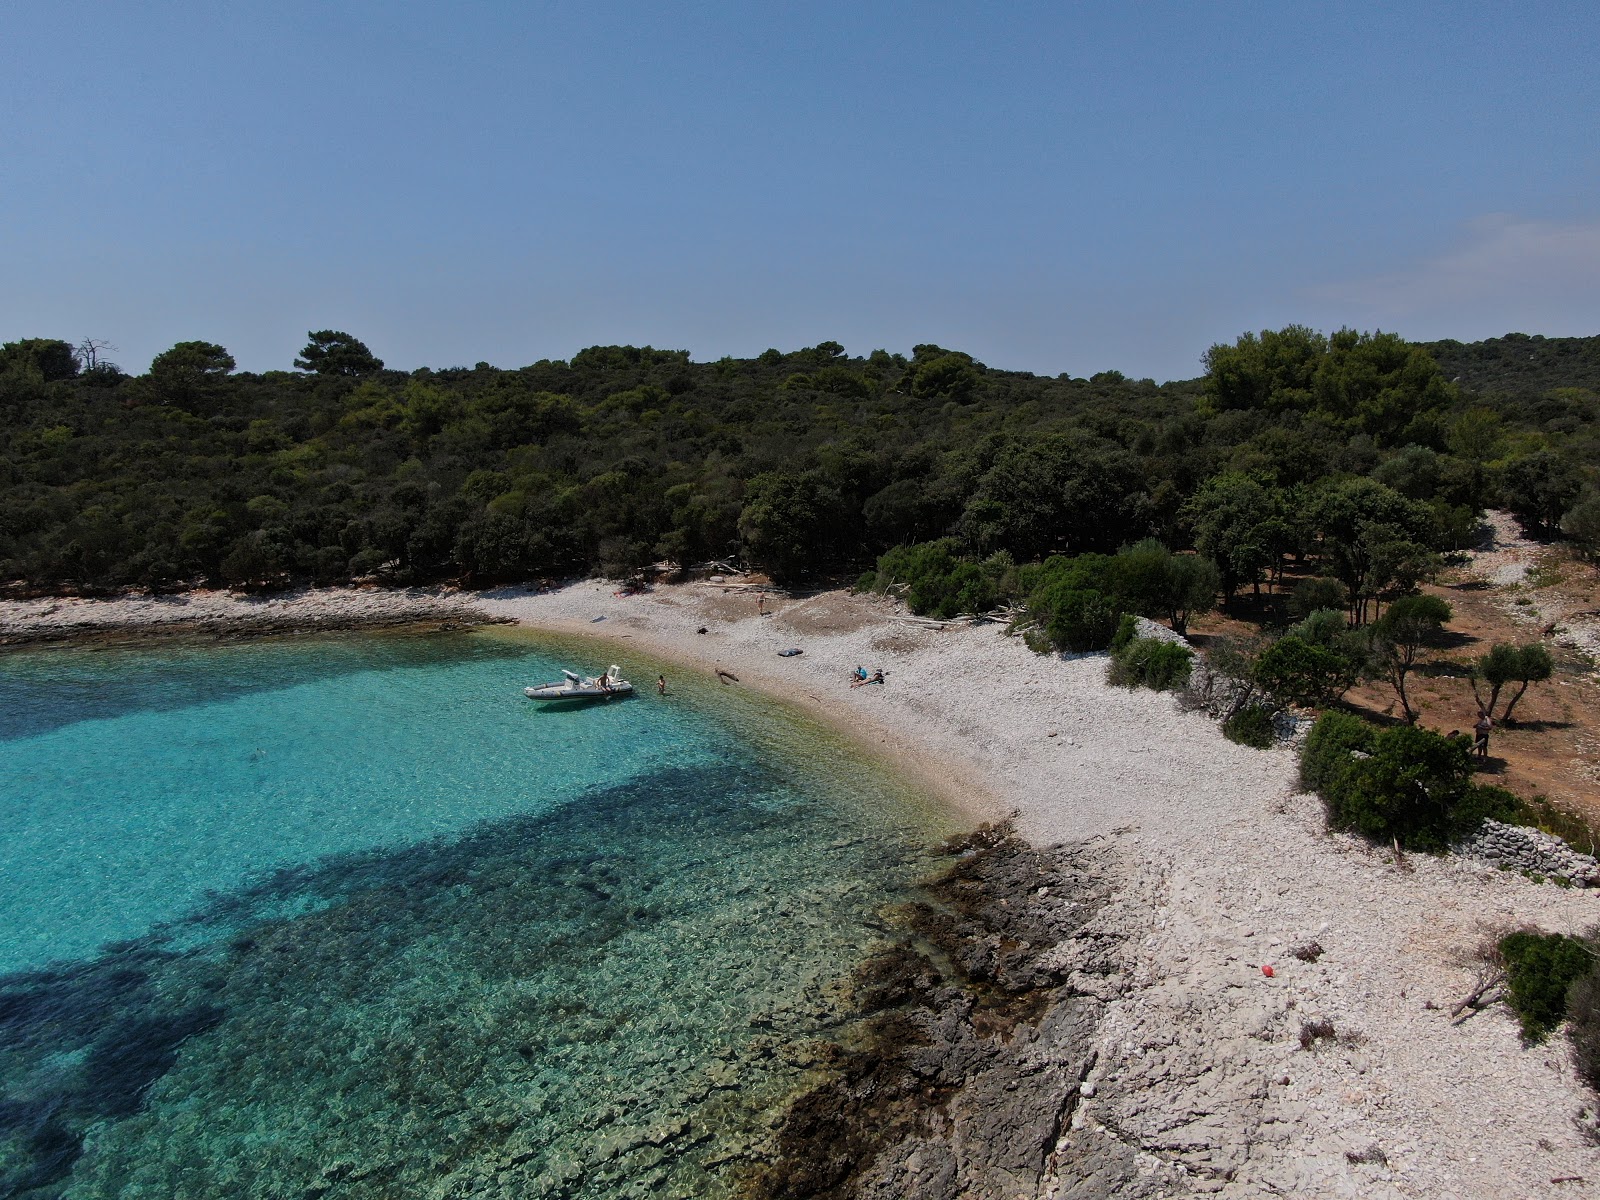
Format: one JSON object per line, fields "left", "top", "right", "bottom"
{"left": 739, "top": 830, "right": 1175, "bottom": 1200}
{"left": 1456, "top": 818, "right": 1600, "bottom": 886}
{"left": 0, "top": 588, "right": 511, "bottom": 647}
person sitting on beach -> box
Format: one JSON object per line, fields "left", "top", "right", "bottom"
{"left": 853, "top": 665, "right": 868, "bottom": 681}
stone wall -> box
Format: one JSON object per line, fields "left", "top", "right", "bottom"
{"left": 1456, "top": 818, "right": 1600, "bottom": 886}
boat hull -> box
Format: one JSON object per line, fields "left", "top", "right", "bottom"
{"left": 523, "top": 682, "right": 635, "bottom": 702}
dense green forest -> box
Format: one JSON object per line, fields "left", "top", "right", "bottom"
{"left": 1, "top": 326, "right": 1596, "bottom": 601}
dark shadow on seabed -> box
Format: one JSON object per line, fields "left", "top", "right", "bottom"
{"left": 0, "top": 759, "right": 938, "bottom": 1199}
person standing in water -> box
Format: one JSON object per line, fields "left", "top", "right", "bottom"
{"left": 657, "top": 674, "right": 667, "bottom": 695}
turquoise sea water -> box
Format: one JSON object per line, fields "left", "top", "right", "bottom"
{"left": 0, "top": 628, "right": 958, "bottom": 1198}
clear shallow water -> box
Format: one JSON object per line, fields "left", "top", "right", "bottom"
{"left": 0, "top": 629, "right": 958, "bottom": 1198}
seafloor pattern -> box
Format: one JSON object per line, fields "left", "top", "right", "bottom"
{"left": 1, "top": 762, "right": 936, "bottom": 1199}
{"left": 0, "top": 635, "right": 946, "bottom": 1199}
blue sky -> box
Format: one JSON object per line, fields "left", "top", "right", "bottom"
{"left": 4, "top": 1, "right": 1597, "bottom": 380}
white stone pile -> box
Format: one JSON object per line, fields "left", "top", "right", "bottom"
{"left": 1457, "top": 818, "right": 1600, "bottom": 886}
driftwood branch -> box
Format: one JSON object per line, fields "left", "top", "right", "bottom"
{"left": 1451, "top": 965, "right": 1506, "bottom": 1020}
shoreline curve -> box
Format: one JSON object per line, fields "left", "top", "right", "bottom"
{"left": 8, "top": 579, "right": 1600, "bottom": 1196}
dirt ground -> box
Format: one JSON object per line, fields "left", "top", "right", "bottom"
{"left": 1189, "top": 513, "right": 1600, "bottom": 842}
{"left": 647, "top": 575, "right": 888, "bottom": 636}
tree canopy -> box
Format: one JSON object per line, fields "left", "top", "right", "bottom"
{"left": 1202, "top": 326, "right": 1456, "bottom": 447}
{"left": 295, "top": 330, "right": 384, "bottom": 377}
{"left": 0, "top": 324, "right": 1593, "bottom": 596}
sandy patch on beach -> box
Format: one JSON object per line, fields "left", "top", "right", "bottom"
{"left": 8, "top": 578, "right": 1600, "bottom": 1196}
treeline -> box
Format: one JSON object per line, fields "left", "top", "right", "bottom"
{"left": 0, "top": 325, "right": 1596, "bottom": 594}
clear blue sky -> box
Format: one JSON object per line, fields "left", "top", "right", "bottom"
{"left": 4, "top": 1, "right": 1597, "bottom": 381}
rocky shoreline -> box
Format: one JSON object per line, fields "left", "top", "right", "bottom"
{"left": 0, "top": 588, "right": 508, "bottom": 649}
{"left": 739, "top": 828, "right": 1175, "bottom": 1200}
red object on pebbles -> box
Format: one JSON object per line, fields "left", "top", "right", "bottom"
{"left": 1262, "top": 965, "right": 1275, "bottom": 978}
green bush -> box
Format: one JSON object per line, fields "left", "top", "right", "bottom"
{"left": 1289, "top": 607, "right": 1349, "bottom": 647}
{"left": 1499, "top": 931, "right": 1594, "bottom": 1042}
{"left": 1304, "top": 714, "right": 1551, "bottom": 852}
{"left": 923, "top": 561, "right": 997, "bottom": 618}
{"left": 1018, "top": 553, "right": 1148, "bottom": 652}
{"left": 853, "top": 570, "right": 877, "bottom": 592}
{"left": 1254, "top": 635, "right": 1359, "bottom": 706}
{"left": 873, "top": 539, "right": 999, "bottom": 619}
{"left": 1223, "top": 704, "right": 1276, "bottom": 748}
{"left": 1290, "top": 576, "right": 1350, "bottom": 620}
{"left": 1566, "top": 959, "right": 1600, "bottom": 1089}
{"left": 1044, "top": 588, "right": 1121, "bottom": 652}
{"left": 1299, "top": 711, "right": 1375, "bottom": 796}
{"left": 1453, "top": 784, "right": 1522, "bottom": 832}
{"left": 1109, "top": 637, "right": 1194, "bottom": 690}
{"left": 1327, "top": 724, "right": 1477, "bottom": 852}
{"left": 1109, "top": 612, "right": 1140, "bottom": 655}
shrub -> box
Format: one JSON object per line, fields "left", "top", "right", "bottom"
{"left": 1290, "top": 576, "right": 1350, "bottom": 620}
{"left": 1499, "top": 931, "right": 1594, "bottom": 1042}
{"left": 1027, "top": 563, "right": 1123, "bottom": 652}
{"left": 1453, "top": 784, "right": 1522, "bottom": 833}
{"left": 923, "top": 561, "right": 997, "bottom": 619}
{"left": 1305, "top": 715, "right": 1545, "bottom": 851}
{"left": 1567, "top": 958, "right": 1600, "bottom": 1089}
{"left": 853, "top": 570, "right": 877, "bottom": 593}
{"left": 1254, "top": 635, "right": 1359, "bottom": 706}
{"left": 874, "top": 539, "right": 998, "bottom": 619}
{"left": 1024, "top": 553, "right": 1121, "bottom": 650}
{"left": 874, "top": 540, "right": 956, "bottom": 595}
{"left": 1289, "top": 607, "right": 1349, "bottom": 647}
{"left": 1223, "top": 704, "right": 1276, "bottom": 748}
{"left": 1300, "top": 711, "right": 1375, "bottom": 796}
{"left": 1046, "top": 589, "right": 1121, "bottom": 652}
{"left": 1108, "top": 612, "right": 1140, "bottom": 655}
{"left": 1330, "top": 724, "right": 1474, "bottom": 852}
{"left": 1109, "top": 637, "right": 1194, "bottom": 690}
{"left": 1564, "top": 492, "right": 1600, "bottom": 561}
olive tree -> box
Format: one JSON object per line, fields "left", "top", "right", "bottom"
{"left": 1472, "top": 643, "right": 1554, "bottom": 725}
{"left": 1366, "top": 594, "right": 1451, "bottom": 723}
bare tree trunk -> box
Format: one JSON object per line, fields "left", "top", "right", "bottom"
{"left": 1501, "top": 680, "right": 1533, "bottom": 724}
{"left": 1395, "top": 669, "right": 1417, "bottom": 723}
{"left": 1451, "top": 964, "right": 1506, "bottom": 1019}
{"left": 1470, "top": 676, "right": 1504, "bottom": 720}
